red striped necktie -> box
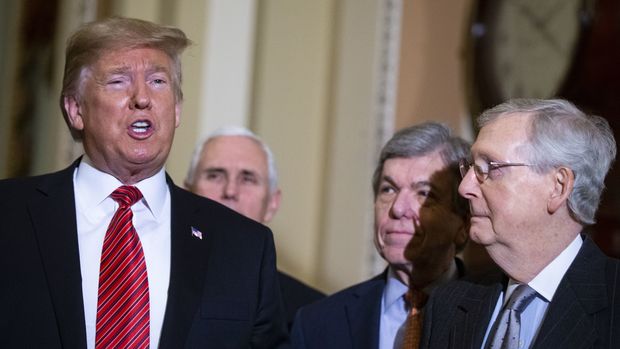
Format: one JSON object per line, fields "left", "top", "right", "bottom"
{"left": 96, "top": 186, "right": 150, "bottom": 349}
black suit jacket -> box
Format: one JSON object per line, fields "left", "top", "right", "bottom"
{"left": 291, "top": 259, "right": 465, "bottom": 349}
{"left": 421, "top": 236, "right": 620, "bottom": 349}
{"left": 0, "top": 161, "right": 289, "bottom": 348}
{"left": 278, "top": 271, "right": 324, "bottom": 330}
{"left": 291, "top": 273, "right": 385, "bottom": 349}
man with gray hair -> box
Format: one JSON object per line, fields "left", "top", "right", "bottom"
{"left": 185, "top": 126, "right": 325, "bottom": 328}
{"left": 292, "top": 122, "right": 470, "bottom": 348}
{"left": 421, "top": 98, "right": 620, "bottom": 348}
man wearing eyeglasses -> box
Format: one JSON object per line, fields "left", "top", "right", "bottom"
{"left": 421, "top": 99, "right": 620, "bottom": 349}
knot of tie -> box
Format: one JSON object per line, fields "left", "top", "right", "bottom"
{"left": 485, "top": 284, "right": 538, "bottom": 349}
{"left": 110, "top": 186, "right": 143, "bottom": 207}
{"left": 404, "top": 287, "right": 428, "bottom": 313}
{"left": 506, "top": 284, "right": 537, "bottom": 314}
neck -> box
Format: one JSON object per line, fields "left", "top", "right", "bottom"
{"left": 409, "top": 259, "right": 452, "bottom": 289}
{"left": 490, "top": 223, "right": 582, "bottom": 283}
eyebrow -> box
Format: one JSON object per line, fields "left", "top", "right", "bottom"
{"left": 106, "top": 66, "right": 132, "bottom": 76}
{"left": 239, "top": 169, "right": 259, "bottom": 177}
{"left": 104, "top": 64, "right": 170, "bottom": 77}
{"left": 381, "top": 175, "right": 437, "bottom": 191}
{"left": 145, "top": 64, "right": 171, "bottom": 76}
{"left": 204, "top": 167, "right": 227, "bottom": 176}
{"left": 470, "top": 148, "right": 496, "bottom": 162}
{"left": 205, "top": 167, "right": 260, "bottom": 178}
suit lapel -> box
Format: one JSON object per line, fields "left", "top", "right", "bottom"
{"left": 344, "top": 274, "right": 385, "bottom": 349}
{"left": 28, "top": 162, "right": 87, "bottom": 348}
{"left": 159, "top": 181, "right": 213, "bottom": 349}
{"left": 533, "top": 237, "right": 606, "bottom": 348}
{"left": 453, "top": 282, "right": 502, "bottom": 349}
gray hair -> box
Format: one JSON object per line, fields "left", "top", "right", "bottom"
{"left": 478, "top": 98, "right": 617, "bottom": 225}
{"left": 372, "top": 122, "right": 471, "bottom": 219}
{"left": 185, "top": 126, "right": 279, "bottom": 194}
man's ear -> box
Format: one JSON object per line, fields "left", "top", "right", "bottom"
{"left": 64, "top": 95, "right": 84, "bottom": 131}
{"left": 548, "top": 167, "right": 574, "bottom": 214}
{"left": 262, "top": 189, "right": 281, "bottom": 224}
{"left": 174, "top": 101, "right": 182, "bottom": 128}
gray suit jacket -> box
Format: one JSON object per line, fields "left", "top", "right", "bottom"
{"left": 421, "top": 235, "right": 620, "bottom": 349}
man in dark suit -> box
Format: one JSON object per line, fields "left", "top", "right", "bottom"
{"left": 0, "top": 17, "right": 288, "bottom": 348}
{"left": 291, "top": 122, "right": 471, "bottom": 349}
{"left": 184, "top": 126, "right": 325, "bottom": 328}
{"left": 421, "top": 99, "right": 620, "bottom": 349}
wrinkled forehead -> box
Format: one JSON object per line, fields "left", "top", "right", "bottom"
{"left": 202, "top": 136, "right": 269, "bottom": 173}
{"left": 381, "top": 153, "right": 455, "bottom": 189}
{"left": 89, "top": 47, "right": 173, "bottom": 71}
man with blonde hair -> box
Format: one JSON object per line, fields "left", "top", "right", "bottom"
{"left": 0, "top": 17, "right": 288, "bottom": 348}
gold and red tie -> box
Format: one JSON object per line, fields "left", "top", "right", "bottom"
{"left": 401, "top": 287, "right": 428, "bottom": 349}
{"left": 96, "top": 186, "right": 150, "bottom": 349}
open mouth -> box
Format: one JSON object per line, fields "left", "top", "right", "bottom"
{"left": 131, "top": 120, "right": 152, "bottom": 133}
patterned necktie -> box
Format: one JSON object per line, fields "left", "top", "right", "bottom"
{"left": 401, "top": 287, "right": 428, "bottom": 349}
{"left": 96, "top": 186, "right": 150, "bottom": 349}
{"left": 485, "top": 284, "right": 537, "bottom": 349}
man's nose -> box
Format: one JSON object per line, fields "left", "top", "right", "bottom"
{"left": 458, "top": 167, "right": 479, "bottom": 200}
{"left": 390, "top": 190, "right": 419, "bottom": 219}
{"left": 130, "top": 81, "right": 152, "bottom": 110}
{"left": 223, "top": 179, "right": 239, "bottom": 200}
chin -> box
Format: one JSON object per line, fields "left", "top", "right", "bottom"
{"left": 383, "top": 249, "right": 408, "bottom": 266}
{"left": 128, "top": 149, "right": 164, "bottom": 166}
{"left": 469, "top": 229, "right": 494, "bottom": 246}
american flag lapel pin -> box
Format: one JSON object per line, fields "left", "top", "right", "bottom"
{"left": 191, "top": 226, "right": 203, "bottom": 240}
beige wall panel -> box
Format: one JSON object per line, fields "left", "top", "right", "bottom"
{"left": 111, "top": 0, "right": 160, "bottom": 21}
{"left": 396, "top": 0, "right": 473, "bottom": 138}
{"left": 318, "top": 0, "right": 384, "bottom": 293}
{"left": 252, "top": 0, "right": 334, "bottom": 290}
{"left": 164, "top": 0, "right": 209, "bottom": 184}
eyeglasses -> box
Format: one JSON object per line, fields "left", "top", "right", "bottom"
{"left": 459, "top": 158, "right": 532, "bottom": 182}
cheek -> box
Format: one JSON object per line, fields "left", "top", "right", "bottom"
{"left": 91, "top": 92, "right": 127, "bottom": 111}
{"left": 374, "top": 202, "right": 389, "bottom": 227}
{"left": 439, "top": 209, "right": 462, "bottom": 231}
{"left": 374, "top": 215, "right": 387, "bottom": 244}
{"left": 239, "top": 187, "right": 267, "bottom": 205}
{"left": 194, "top": 180, "right": 222, "bottom": 198}
{"left": 373, "top": 219, "right": 386, "bottom": 250}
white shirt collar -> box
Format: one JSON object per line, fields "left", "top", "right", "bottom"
{"left": 506, "top": 234, "right": 583, "bottom": 302}
{"left": 74, "top": 155, "right": 168, "bottom": 220}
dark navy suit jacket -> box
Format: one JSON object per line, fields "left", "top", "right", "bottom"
{"left": 0, "top": 160, "right": 289, "bottom": 348}
{"left": 291, "top": 259, "right": 465, "bottom": 349}
{"left": 421, "top": 236, "right": 620, "bottom": 349}
{"left": 291, "top": 273, "right": 385, "bottom": 349}
{"left": 279, "top": 271, "right": 324, "bottom": 330}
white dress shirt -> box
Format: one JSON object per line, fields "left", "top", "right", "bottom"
{"left": 481, "top": 235, "right": 583, "bottom": 349}
{"left": 73, "top": 157, "right": 171, "bottom": 349}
